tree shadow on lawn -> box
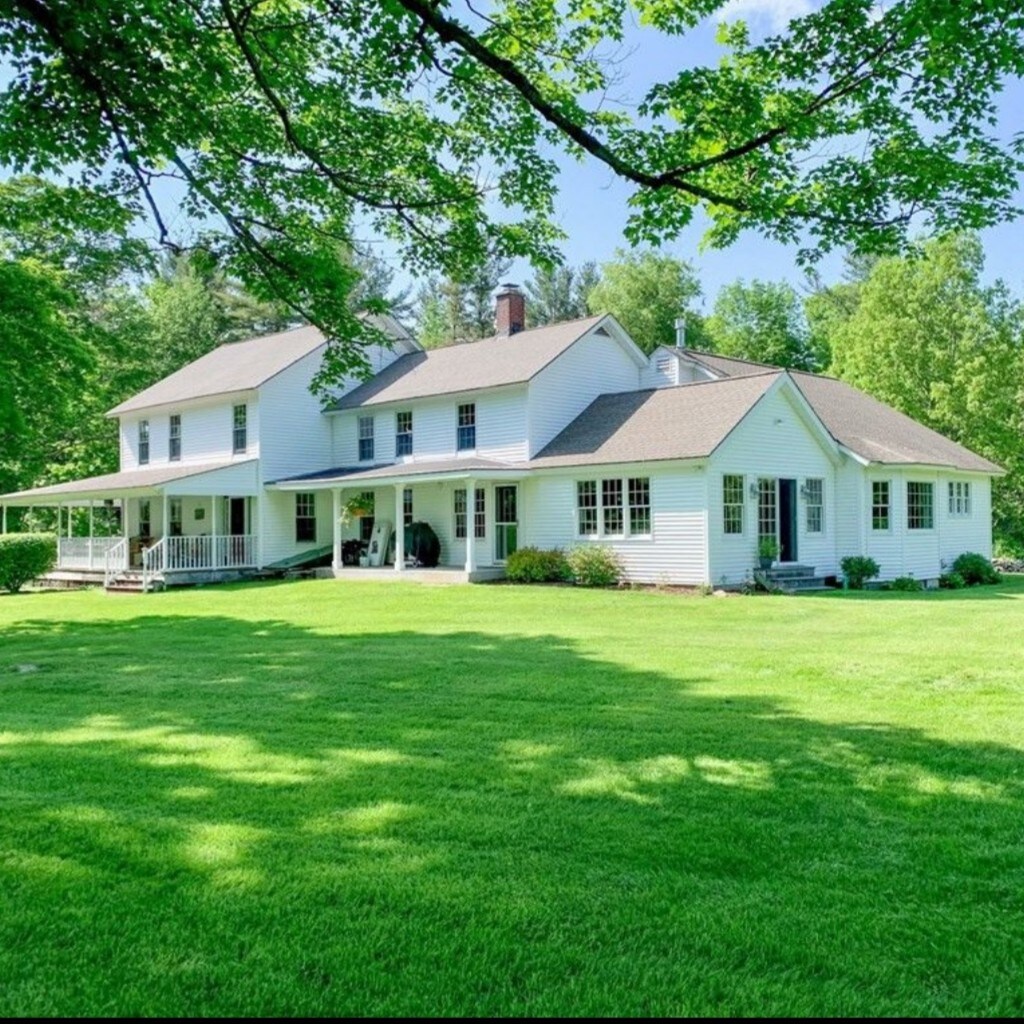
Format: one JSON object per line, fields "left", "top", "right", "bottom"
{"left": 1, "top": 613, "right": 1023, "bottom": 1017}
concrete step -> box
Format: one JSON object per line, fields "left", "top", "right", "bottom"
{"left": 765, "top": 564, "right": 817, "bottom": 579}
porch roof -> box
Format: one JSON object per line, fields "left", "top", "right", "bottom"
{"left": 0, "top": 459, "right": 259, "bottom": 506}
{"left": 272, "top": 457, "right": 525, "bottom": 489}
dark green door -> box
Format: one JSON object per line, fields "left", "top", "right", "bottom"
{"left": 495, "top": 485, "right": 518, "bottom": 562}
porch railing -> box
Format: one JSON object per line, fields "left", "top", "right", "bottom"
{"left": 58, "top": 536, "right": 125, "bottom": 571}
{"left": 143, "top": 534, "right": 257, "bottom": 591}
{"left": 103, "top": 538, "right": 128, "bottom": 588}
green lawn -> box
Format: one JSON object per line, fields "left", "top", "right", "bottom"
{"left": 2, "top": 579, "right": 1023, "bottom": 1016}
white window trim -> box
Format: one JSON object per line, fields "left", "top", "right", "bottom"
{"left": 722, "top": 474, "right": 746, "bottom": 538}
{"left": 870, "top": 479, "right": 893, "bottom": 533}
{"left": 907, "top": 480, "right": 935, "bottom": 532}
{"left": 804, "top": 477, "right": 824, "bottom": 535}
{"left": 947, "top": 480, "right": 972, "bottom": 518}
{"left": 576, "top": 475, "right": 653, "bottom": 541}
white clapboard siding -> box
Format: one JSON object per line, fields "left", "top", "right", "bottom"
{"left": 707, "top": 385, "right": 838, "bottom": 586}
{"left": 333, "top": 387, "right": 529, "bottom": 466}
{"left": 527, "top": 329, "right": 641, "bottom": 456}
{"left": 257, "top": 345, "right": 333, "bottom": 483}
{"left": 638, "top": 350, "right": 711, "bottom": 389}
{"left": 521, "top": 468, "right": 709, "bottom": 584}
{"left": 260, "top": 487, "right": 333, "bottom": 567}
{"left": 938, "top": 474, "right": 993, "bottom": 565}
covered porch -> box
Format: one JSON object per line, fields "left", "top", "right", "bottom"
{"left": 0, "top": 460, "right": 261, "bottom": 590}
{"left": 273, "top": 458, "right": 527, "bottom": 581}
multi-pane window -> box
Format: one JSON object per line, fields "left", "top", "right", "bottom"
{"left": 804, "top": 478, "right": 824, "bottom": 533}
{"left": 473, "top": 487, "right": 486, "bottom": 539}
{"left": 395, "top": 411, "right": 413, "bottom": 456}
{"left": 138, "top": 420, "right": 150, "bottom": 465}
{"left": 169, "top": 414, "right": 181, "bottom": 461}
{"left": 872, "top": 481, "right": 891, "bottom": 531}
{"left": 138, "top": 499, "right": 151, "bottom": 537}
{"left": 628, "top": 477, "right": 651, "bottom": 536}
{"left": 948, "top": 481, "right": 972, "bottom": 516}
{"left": 907, "top": 481, "right": 934, "bottom": 530}
{"left": 602, "top": 479, "right": 624, "bottom": 536}
{"left": 577, "top": 481, "right": 598, "bottom": 536}
{"left": 358, "top": 416, "right": 375, "bottom": 462}
{"left": 457, "top": 403, "right": 476, "bottom": 451}
{"left": 757, "top": 478, "right": 777, "bottom": 541}
{"left": 403, "top": 487, "right": 413, "bottom": 527}
{"left": 295, "top": 492, "right": 316, "bottom": 542}
{"left": 723, "top": 475, "right": 745, "bottom": 535}
{"left": 233, "top": 404, "right": 247, "bottom": 454}
{"left": 578, "top": 478, "right": 651, "bottom": 537}
{"left": 454, "top": 488, "right": 485, "bottom": 539}
{"left": 169, "top": 498, "right": 183, "bottom": 537}
{"left": 358, "top": 491, "right": 375, "bottom": 542}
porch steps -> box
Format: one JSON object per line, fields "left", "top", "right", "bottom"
{"left": 762, "top": 564, "right": 833, "bottom": 594}
{"left": 104, "top": 571, "right": 157, "bottom": 594}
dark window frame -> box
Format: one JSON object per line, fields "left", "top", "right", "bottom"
{"left": 296, "top": 492, "right": 317, "bottom": 543}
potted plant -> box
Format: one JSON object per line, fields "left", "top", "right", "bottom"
{"left": 339, "top": 493, "right": 374, "bottom": 527}
{"left": 757, "top": 536, "right": 779, "bottom": 570}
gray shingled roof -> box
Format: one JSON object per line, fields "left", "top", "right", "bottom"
{"left": 273, "top": 457, "right": 522, "bottom": 487}
{"left": 682, "top": 349, "right": 778, "bottom": 378}
{"left": 108, "top": 326, "right": 329, "bottom": 416}
{"left": 0, "top": 459, "right": 258, "bottom": 503}
{"left": 791, "top": 373, "right": 1003, "bottom": 473}
{"left": 331, "top": 315, "right": 608, "bottom": 410}
{"left": 531, "top": 373, "right": 780, "bottom": 468}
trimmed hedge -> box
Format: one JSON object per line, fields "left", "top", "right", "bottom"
{"left": 951, "top": 552, "right": 1001, "bottom": 586}
{"left": 0, "top": 533, "right": 57, "bottom": 593}
{"left": 566, "top": 545, "right": 622, "bottom": 588}
{"left": 506, "top": 547, "right": 571, "bottom": 584}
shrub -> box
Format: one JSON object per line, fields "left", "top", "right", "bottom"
{"left": 566, "top": 545, "right": 622, "bottom": 587}
{"left": 890, "top": 576, "right": 923, "bottom": 592}
{"left": 505, "top": 547, "right": 571, "bottom": 584}
{"left": 0, "top": 533, "right": 57, "bottom": 593}
{"left": 840, "top": 555, "right": 880, "bottom": 590}
{"left": 939, "top": 571, "right": 966, "bottom": 590}
{"left": 951, "top": 552, "right": 1001, "bottom": 586}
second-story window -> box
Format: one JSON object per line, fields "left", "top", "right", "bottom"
{"left": 396, "top": 411, "right": 413, "bottom": 457}
{"left": 457, "top": 403, "right": 476, "bottom": 451}
{"left": 233, "top": 404, "right": 247, "bottom": 454}
{"left": 358, "top": 416, "right": 375, "bottom": 462}
{"left": 169, "top": 414, "right": 182, "bottom": 461}
{"left": 138, "top": 420, "right": 150, "bottom": 465}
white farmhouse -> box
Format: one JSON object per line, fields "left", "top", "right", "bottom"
{"left": 0, "top": 286, "right": 1000, "bottom": 591}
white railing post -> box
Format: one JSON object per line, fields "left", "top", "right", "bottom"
{"left": 104, "top": 537, "right": 128, "bottom": 587}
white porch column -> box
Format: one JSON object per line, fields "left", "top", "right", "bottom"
{"left": 464, "top": 477, "right": 477, "bottom": 576}
{"left": 253, "top": 494, "right": 262, "bottom": 568}
{"left": 332, "top": 489, "right": 342, "bottom": 571}
{"left": 88, "top": 500, "right": 95, "bottom": 569}
{"left": 394, "top": 485, "right": 405, "bottom": 572}
{"left": 57, "top": 502, "right": 63, "bottom": 541}
{"left": 122, "top": 497, "right": 129, "bottom": 539}
{"left": 1, "top": 504, "right": 6, "bottom": 534}
{"left": 211, "top": 494, "right": 219, "bottom": 537}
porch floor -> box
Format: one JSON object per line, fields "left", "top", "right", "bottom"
{"left": 322, "top": 566, "right": 506, "bottom": 585}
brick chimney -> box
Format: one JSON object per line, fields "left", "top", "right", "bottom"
{"left": 495, "top": 282, "right": 525, "bottom": 336}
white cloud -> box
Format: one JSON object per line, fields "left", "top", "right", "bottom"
{"left": 717, "top": 0, "right": 816, "bottom": 32}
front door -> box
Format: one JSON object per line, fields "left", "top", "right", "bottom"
{"left": 778, "top": 478, "right": 798, "bottom": 563}
{"left": 229, "top": 497, "right": 246, "bottom": 536}
{"left": 494, "top": 485, "right": 518, "bottom": 562}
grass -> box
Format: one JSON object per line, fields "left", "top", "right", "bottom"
{"left": 2, "top": 578, "right": 1024, "bottom": 1016}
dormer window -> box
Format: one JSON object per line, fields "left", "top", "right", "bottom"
{"left": 138, "top": 420, "right": 150, "bottom": 465}
{"left": 358, "top": 416, "right": 375, "bottom": 461}
{"left": 169, "top": 414, "right": 181, "bottom": 461}
{"left": 457, "top": 403, "right": 476, "bottom": 451}
{"left": 233, "top": 404, "right": 247, "bottom": 454}
{"left": 396, "top": 411, "right": 413, "bottom": 456}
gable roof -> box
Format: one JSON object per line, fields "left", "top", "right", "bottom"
{"left": 330, "top": 314, "right": 609, "bottom": 410}
{"left": 531, "top": 373, "right": 780, "bottom": 468}
{"left": 790, "top": 373, "right": 1003, "bottom": 473}
{"left": 680, "top": 349, "right": 778, "bottom": 378}
{"left": 107, "top": 325, "right": 330, "bottom": 417}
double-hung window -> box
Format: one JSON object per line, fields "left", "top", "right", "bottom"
{"left": 233, "top": 404, "right": 247, "bottom": 454}
{"left": 804, "top": 478, "right": 824, "bottom": 533}
{"left": 403, "top": 488, "right": 413, "bottom": 527}
{"left": 296, "top": 493, "right": 316, "bottom": 542}
{"left": 358, "top": 491, "right": 375, "bottom": 542}
{"left": 358, "top": 416, "right": 375, "bottom": 462}
{"left": 169, "top": 498, "right": 183, "bottom": 537}
{"left": 723, "top": 475, "right": 745, "bottom": 535}
{"left": 907, "top": 481, "right": 934, "bottom": 530}
{"left": 169, "top": 414, "right": 181, "bottom": 461}
{"left": 454, "top": 488, "right": 486, "bottom": 539}
{"left": 578, "top": 477, "right": 651, "bottom": 537}
{"left": 457, "top": 403, "right": 476, "bottom": 451}
{"left": 396, "top": 411, "right": 413, "bottom": 457}
{"left": 138, "top": 420, "right": 150, "bottom": 465}
{"left": 948, "top": 481, "right": 972, "bottom": 517}
{"left": 872, "top": 481, "right": 891, "bottom": 531}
